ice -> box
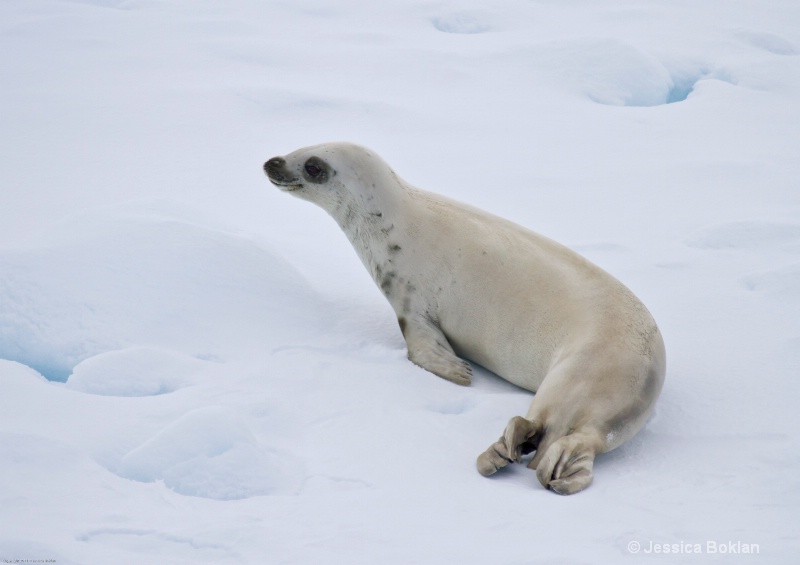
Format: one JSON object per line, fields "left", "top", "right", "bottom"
{"left": 431, "top": 12, "right": 492, "bottom": 35}
{"left": 116, "top": 407, "right": 303, "bottom": 500}
{"left": 0, "top": 202, "right": 323, "bottom": 381}
{"left": 65, "top": 347, "right": 218, "bottom": 396}
{"left": 686, "top": 221, "right": 800, "bottom": 250}
{"left": 529, "top": 38, "right": 678, "bottom": 106}
{"left": 737, "top": 30, "right": 799, "bottom": 56}
{"left": 1, "top": 0, "right": 799, "bottom": 562}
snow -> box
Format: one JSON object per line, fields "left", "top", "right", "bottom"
{"left": 1, "top": 0, "right": 799, "bottom": 563}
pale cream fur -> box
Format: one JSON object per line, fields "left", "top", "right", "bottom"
{"left": 264, "top": 142, "right": 666, "bottom": 494}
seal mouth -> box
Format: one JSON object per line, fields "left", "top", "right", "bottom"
{"left": 264, "top": 157, "right": 302, "bottom": 191}
{"left": 268, "top": 177, "right": 303, "bottom": 192}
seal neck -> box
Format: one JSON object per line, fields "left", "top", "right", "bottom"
{"left": 331, "top": 174, "right": 412, "bottom": 282}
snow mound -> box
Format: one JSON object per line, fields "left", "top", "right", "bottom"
{"left": 737, "top": 30, "right": 799, "bottom": 56}
{"left": 431, "top": 13, "right": 491, "bottom": 35}
{"left": 65, "top": 347, "right": 218, "bottom": 396}
{"left": 685, "top": 221, "right": 800, "bottom": 250}
{"left": 531, "top": 38, "right": 710, "bottom": 106}
{"left": 116, "top": 407, "right": 303, "bottom": 500}
{"left": 742, "top": 264, "right": 800, "bottom": 297}
{"left": 0, "top": 205, "right": 322, "bottom": 382}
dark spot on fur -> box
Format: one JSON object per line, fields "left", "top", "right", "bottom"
{"left": 388, "top": 244, "right": 401, "bottom": 253}
{"left": 371, "top": 211, "right": 383, "bottom": 218}
{"left": 398, "top": 316, "right": 407, "bottom": 336}
{"left": 380, "top": 270, "right": 397, "bottom": 294}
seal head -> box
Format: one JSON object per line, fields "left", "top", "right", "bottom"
{"left": 265, "top": 155, "right": 333, "bottom": 189}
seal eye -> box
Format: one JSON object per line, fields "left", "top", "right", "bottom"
{"left": 302, "top": 157, "right": 329, "bottom": 184}
{"left": 305, "top": 163, "right": 322, "bottom": 178}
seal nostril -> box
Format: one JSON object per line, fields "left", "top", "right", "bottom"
{"left": 265, "top": 157, "right": 285, "bottom": 174}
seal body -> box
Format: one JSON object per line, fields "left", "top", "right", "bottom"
{"left": 264, "top": 142, "right": 665, "bottom": 494}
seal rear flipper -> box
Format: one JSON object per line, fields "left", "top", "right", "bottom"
{"left": 400, "top": 316, "right": 472, "bottom": 386}
{"left": 534, "top": 432, "right": 603, "bottom": 495}
{"left": 476, "top": 416, "right": 541, "bottom": 476}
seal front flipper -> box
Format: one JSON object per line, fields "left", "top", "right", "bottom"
{"left": 399, "top": 316, "right": 472, "bottom": 386}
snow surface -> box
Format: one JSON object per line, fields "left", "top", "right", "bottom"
{"left": 1, "top": 0, "right": 799, "bottom": 563}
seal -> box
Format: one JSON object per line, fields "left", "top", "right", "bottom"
{"left": 264, "top": 142, "right": 666, "bottom": 494}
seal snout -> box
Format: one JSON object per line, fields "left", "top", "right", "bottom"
{"left": 264, "top": 156, "right": 301, "bottom": 190}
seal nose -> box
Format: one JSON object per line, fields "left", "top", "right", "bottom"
{"left": 264, "top": 156, "right": 301, "bottom": 189}
{"left": 264, "top": 156, "right": 285, "bottom": 178}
